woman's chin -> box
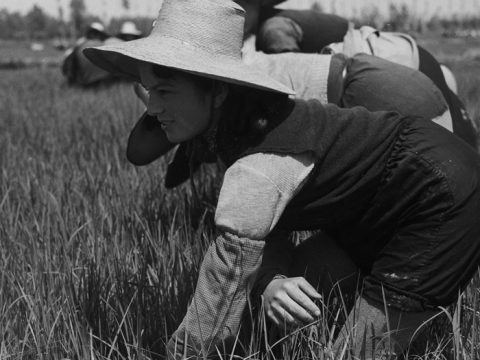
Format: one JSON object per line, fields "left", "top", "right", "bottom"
{"left": 165, "top": 132, "right": 189, "bottom": 144}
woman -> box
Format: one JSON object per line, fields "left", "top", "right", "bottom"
{"left": 127, "top": 50, "right": 452, "bottom": 188}
{"left": 84, "top": 0, "right": 480, "bottom": 359}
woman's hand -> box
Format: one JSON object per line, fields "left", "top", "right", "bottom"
{"left": 262, "top": 276, "right": 322, "bottom": 329}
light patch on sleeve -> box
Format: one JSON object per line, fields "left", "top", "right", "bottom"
{"left": 432, "top": 109, "right": 453, "bottom": 133}
{"left": 215, "top": 152, "right": 314, "bottom": 240}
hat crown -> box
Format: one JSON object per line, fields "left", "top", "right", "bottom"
{"left": 151, "top": 0, "right": 245, "bottom": 59}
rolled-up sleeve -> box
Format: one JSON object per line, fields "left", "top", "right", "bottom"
{"left": 167, "top": 152, "right": 314, "bottom": 359}
{"left": 167, "top": 232, "right": 265, "bottom": 359}
{"left": 215, "top": 152, "right": 314, "bottom": 240}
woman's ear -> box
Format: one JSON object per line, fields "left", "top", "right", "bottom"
{"left": 213, "top": 82, "right": 229, "bottom": 108}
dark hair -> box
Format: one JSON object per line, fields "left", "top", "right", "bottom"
{"left": 150, "top": 64, "right": 288, "bottom": 152}
{"left": 212, "top": 84, "right": 289, "bottom": 164}
{"left": 151, "top": 64, "right": 286, "bottom": 126}
{"left": 220, "top": 84, "right": 288, "bottom": 139}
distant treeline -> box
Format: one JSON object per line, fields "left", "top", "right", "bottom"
{"left": 0, "top": 5, "right": 153, "bottom": 43}
{"left": 1, "top": 2, "right": 480, "bottom": 41}
{"left": 345, "top": 3, "right": 480, "bottom": 37}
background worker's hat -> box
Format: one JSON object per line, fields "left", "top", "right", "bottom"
{"left": 89, "top": 22, "right": 106, "bottom": 33}
{"left": 83, "top": 0, "right": 294, "bottom": 95}
{"left": 119, "top": 21, "right": 142, "bottom": 36}
{"left": 85, "top": 22, "right": 108, "bottom": 39}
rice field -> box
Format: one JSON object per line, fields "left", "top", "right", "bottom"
{"left": 1, "top": 41, "right": 480, "bottom": 359}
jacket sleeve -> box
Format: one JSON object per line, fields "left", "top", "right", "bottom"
{"left": 166, "top": 232, "right": 265, "bottom": 359}
{"left": 167, "top": 152, "right": 314, "bottom": 359}
{"left": 250, "top": 228, "right": 294, "bottom": 303}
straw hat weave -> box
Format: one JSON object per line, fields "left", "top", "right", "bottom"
{"left": 83, "top": 0, "right": 294, "bottom": 94}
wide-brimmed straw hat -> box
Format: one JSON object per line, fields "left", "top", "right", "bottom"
{"left": 83, "top": 0, "right": 294, "bottom": 95}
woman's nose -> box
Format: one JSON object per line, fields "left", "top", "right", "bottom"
{"left": 147, "top": 93, "right": 165, "bottom": 116}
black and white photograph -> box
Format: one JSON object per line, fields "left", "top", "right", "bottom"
{"left": 1, "top": 0, "right": 480, "bottom": 359}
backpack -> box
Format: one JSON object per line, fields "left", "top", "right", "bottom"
{"left": 323, "top": 26, "right": 420, "bottom": 70}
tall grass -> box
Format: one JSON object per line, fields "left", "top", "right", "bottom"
{"left": 0, "top": 63, "right": 479, "bottom": 359}
{"left": 0, "top": 68, "right": 220, "bottom": 359}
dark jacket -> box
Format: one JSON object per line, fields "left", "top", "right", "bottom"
{"left": 219, "top": 99, "right": 480, "bottom": 311}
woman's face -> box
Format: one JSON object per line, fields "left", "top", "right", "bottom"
{"left": 139, "top": 63, "right": 213, "bottom": 144}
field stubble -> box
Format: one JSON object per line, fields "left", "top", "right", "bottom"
{"left": 0, "top": 60, "right": 480, "bottom": 359}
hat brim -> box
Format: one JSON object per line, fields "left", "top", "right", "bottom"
{"left": 83, "top": 34, "right": 294, "bottom": 95}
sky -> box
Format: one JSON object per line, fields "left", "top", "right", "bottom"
{"left": 0, "top": 0, "right": 163, "bottom": 20}
{"left": 0, "top": 0, "right": 478, "bottom": 20}
{"left": 285, "top": 0, "right": 478, "bottom": 19}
